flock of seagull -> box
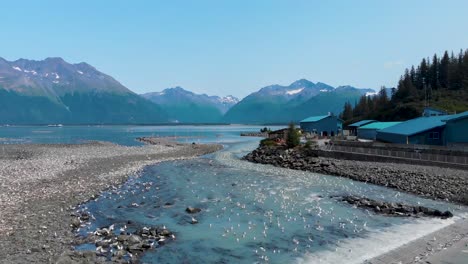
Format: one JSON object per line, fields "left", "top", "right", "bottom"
{"left": 74, "top": 142, "right": 452, "bottom": 262}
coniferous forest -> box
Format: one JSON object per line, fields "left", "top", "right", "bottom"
{"left": 341, "top": 49, "right": 468, "bottom": 124}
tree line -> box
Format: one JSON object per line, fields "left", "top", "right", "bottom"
{"left": 341, "top": 49, "right": 468, "bottom": 124}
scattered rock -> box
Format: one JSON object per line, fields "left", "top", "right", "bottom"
{"left": 186, "top": 207, "right": 202, "bottom": 214}
{"left": 71, "top": 218, "right": 81, "bottom": 228}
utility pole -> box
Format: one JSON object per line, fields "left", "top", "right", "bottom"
{"left": 423, "top": 77, "right": 427, "bottom": 108}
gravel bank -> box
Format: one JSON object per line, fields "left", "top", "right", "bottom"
{"left": 0, "top": 142, "right": 221, "bottom": 263}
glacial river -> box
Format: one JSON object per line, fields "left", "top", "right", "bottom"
{"left": 0, "top": 125, "right": 465, "bottom": 263}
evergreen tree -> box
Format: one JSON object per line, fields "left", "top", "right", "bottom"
{"left": 340, "top": 48, "right": 468, "bottom": 122}
{"left": 463, "top": 49, "right": 468, "bottom": 89}
{"left": 448, "top": 51, "right": 462, "bottom": 90}
{"left": 429, "top": 54, "right": 440, "bottom": 89}
{"left": 340, "top": 102, "right": 353, "bottom": 121}
{"left": 377, "top": 86, "right": 389, "bottom": 110}
{"left": 286, "top": 122, "right": 300, "bottom": 148}
{"left": 419, "top": 58, "right": 429, "bottom": 90}
{"left": 440, "top": 51, "right": 450, "bottom": 88}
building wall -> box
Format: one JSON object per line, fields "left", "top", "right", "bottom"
{"left": 376, "top": 131, "right": 407, "bottom": 144}
{"left": 300, "top": 116, "right": 342, "bottom": 136}
{"left": 357, "top": 129, "right": 378, "bottom": 140}
{"left": 445, "top": 118, "right": 468, "bottom": 144}
{"left": 408, "top": 126, "right": 445, "bottom": 145}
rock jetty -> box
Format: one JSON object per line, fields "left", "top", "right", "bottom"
{"left": 240, "top": 132, "right": 268, "bottom": 137}
{"left": 340, "top": 196, "right": 453, "bottom": 218}
{"left": 243, "top": 146, "right": 468, "bottom": 205}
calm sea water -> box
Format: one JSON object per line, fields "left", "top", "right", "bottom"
{"left": 0, "top": 125, "right": 276, "bottom": 146}
{"left": 1, "top": 125, "right": 465, "bottom": 263}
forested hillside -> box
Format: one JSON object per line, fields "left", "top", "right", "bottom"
{"left": 341, "top": 49, "right": 468, "bottom": 124}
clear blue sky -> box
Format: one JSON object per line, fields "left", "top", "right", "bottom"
{"left": 1, "top": 0, "right": 467, "bottom": 98}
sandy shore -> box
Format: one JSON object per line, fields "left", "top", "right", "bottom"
{"left": 0, "top": 141, "right": 221, "bottom": 263}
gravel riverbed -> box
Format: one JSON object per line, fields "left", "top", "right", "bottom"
{"left": 0, "top": 142, "right": 221, "bottom": 263}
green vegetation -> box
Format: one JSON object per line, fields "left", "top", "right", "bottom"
{"left": 341, "top": 49, "right": 468, "bottom": 124}
{"left": 286, "top": 122, "right": 300, "bottom": 148}
{"left": 260, "top": 127, "right": 271, "bottom": 133}
{"left": 304, "top": 140, "right": 315, "bottom": 148}
{"left": 259, "top": 138, "right": 276, "bottom": 147}
{"left": 0, "top": 89, "right": 167, "bottom": 124}
{"left": 61, "top": 92, "right": 167, "bottom": 124}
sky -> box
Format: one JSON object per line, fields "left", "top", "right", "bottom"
{"left": 1, "top": 0, "right": 467, "bottom": 99}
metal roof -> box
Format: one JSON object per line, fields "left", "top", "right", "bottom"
{"left": 423, "top": 107, "right": 448, "bottom": 114}
{"left": 377, "top": 115, "right": 447, "bottom": 136}
{"left": 442, "top": 111, "right": 468, "bottom": 122}
{"left": 358, "top": 122, "right": 401, "bottom": 130}
{"left": 348, "top": 120, "right": 376, "bottom": 127}
{"left": 300, "top": 115, "right": 329, "bottom": 123}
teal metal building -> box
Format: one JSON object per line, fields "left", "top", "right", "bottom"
{"left": 347, "top": 120, "right": 376, "bottom": 136}
{"left": 357, "top": 122, "right": 401, "bottom": 140}
{"left": 300, "top": 114, "right": 343, "bottom": 137}
{"left": 376, "top": 111, "right": 468, "bottom": 145}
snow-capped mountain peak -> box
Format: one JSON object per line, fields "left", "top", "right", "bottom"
{"left": 141, "top": 87, "right": 239, "bottom": 116}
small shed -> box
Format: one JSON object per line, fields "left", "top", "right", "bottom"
{"left": 357, "top": 122, "right": 401, "bottom": 140}
{"left": 347, "top": 120, "right": 376, "bottom": 136}
{"left": 422, "top": 107, "right": 448, "bottom": 117}
{"left": 300, "top": 114, "right": 343, "bottom": 137}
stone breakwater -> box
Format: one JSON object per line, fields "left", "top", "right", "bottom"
{"left": 0, "top": 142, "right": 222, "bottom": 264}
{"left": 243, "top": 146, "right": 468, "bottom": 205}
{"left": 339, "top": 196, "right": 453, "bottom": 218}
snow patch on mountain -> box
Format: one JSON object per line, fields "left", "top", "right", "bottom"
{"left": 286, "top": 88, "right": 304, "bottom": 95}
{"left": 24, "top": 69, "right": 38, "bottom": 75}
{"left": 12, "top": 66, "right": 22, "bottom": 72}
{"left": 218, "top": 95, "right": 239, "bottom": 104}
{"left": 365, "top": 91, "right": 378, "bottom": 97}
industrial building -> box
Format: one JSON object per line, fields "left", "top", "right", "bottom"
{"left": 357, "top": 122, "right": 401, "bottom": 140}
{"left": 376, "top": 111, "right": 468, "bottom": 146}
{"left": 300, "top": 114, "right": 343, "bottom": 137}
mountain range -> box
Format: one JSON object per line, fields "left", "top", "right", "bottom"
{"left": 223, "top": 79, "right": 375, "bottom": 123}
{"left": 0, "top": 57, "right": 376, "bottom": 124}
{"left": 0, "top": 57, "right": 166, "bottom": 124}
{"left": 142, "top": 87, "right": 238, "bottom": 123}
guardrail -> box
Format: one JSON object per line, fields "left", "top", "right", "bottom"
{"left": 321, "top": 140, "right": 468, "bottom": 167}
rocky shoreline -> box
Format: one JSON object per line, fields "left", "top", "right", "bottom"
{"left": 243, "top": 146, "right": 468, "bottom": 205}
{"left": 0, "top": 142, "right": 222, "bottom": 264}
